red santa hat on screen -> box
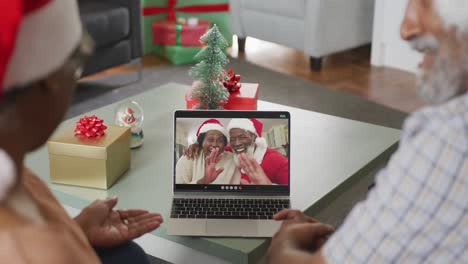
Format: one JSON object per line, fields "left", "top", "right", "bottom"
{"left": 0, "top": 0, "right": 82, "bottom": 202}
{"left": 196, "top": 119, "right": 226, "bottom": 137}
{"left": 227, "top": 118, "right": 268, "bottom": 163}
{"left": 434, "top": 0, "right": 468, "bottom": 32}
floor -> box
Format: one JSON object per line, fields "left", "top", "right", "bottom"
{"left": 86, "top": 36, "right": 426, "bottom": 113}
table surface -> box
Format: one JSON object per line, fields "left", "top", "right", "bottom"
{"left": 26, "top": 83, "right": 401, "bottom": 263}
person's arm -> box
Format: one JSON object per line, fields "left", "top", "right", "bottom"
{"left": 321, "top": 111, "right": 467, "bottom": 263}
{"left": 175, "top": 155, "right": 194, "bottom": 184}
{"left": 0, "top": 227, "right": 100, "bottom": 263}
{"left": 273, "top": 152, "right": 289, "bottom": 185}
{"left": 183, "top": 143, "right": 200, "bottom": 160}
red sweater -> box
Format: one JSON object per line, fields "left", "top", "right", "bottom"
{"left": 241, "top": 148, "right": 289, "bottom": 185}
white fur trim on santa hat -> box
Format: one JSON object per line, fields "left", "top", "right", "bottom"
{"left": 434, "top": 0, "right": 468, "bottom": 32}
{"left": 253, "top": 137, "right": 267, "bottom": 164}
{"left": 198, "top": 123, "right": 226, "bottom": 136}
{"left": 3, "top": 0, "right": 82, "bottom": 90}
{"left": 227, "top": 119, "right": 258, "bottom": 136}
{"left": 0, "top": 149, "right": 16, "bottom": 202}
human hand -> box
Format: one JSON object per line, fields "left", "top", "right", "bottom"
{"left": 200, "top": 148, "right": 224, "bottom": 184}
{"left": 238, "top": 153, "right": 272, "bottom": 185}
{"left": 267, "top": 209, "right": 334, "bottom": 263}
{"left": 184, "top": 143, "right": 200, "bottom": 160}
{"left": 75, "top": 197, "right": 163, "bottom": 248}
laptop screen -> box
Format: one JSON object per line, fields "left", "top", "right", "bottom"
{"left": 174, "top": 110, "right": 290, "bottom": 195}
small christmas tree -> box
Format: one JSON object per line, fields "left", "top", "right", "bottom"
{"left": 190, "top": 24, "right": 229, "bottom": 109}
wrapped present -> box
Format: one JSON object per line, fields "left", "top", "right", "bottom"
{"left": 163, "top": 45, "right": 202, "bottom": 65}
{"left": 186, "top": 83, "right": 259, "bottom": 110}
{"left": 47, "top": 118, "right": 131, "bottom": 189}
{"left": 152, "top": 19, "right": 210, "bottom": 46}
{"left": 142, "top": 0, "right": 231, "bottom": 55}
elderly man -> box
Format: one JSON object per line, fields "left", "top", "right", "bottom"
{"left": 268, "top": 0, "right": 468, "bottom": 263}
{"left": 227, "top": 118, "right": 289, "bottom": 185}
{"left": 0, "top": 1, "right": 162, "bottom": 263}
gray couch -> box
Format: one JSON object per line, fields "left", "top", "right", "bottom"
{"left": 78, "top": 0, "right": 142, "bottom": 77}
{"left": 229, "top": 0, "right": 375, "bottom": 71}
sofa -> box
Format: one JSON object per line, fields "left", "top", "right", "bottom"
{"left": 229, "top": 0, "right": 375, "bottom": 71}
{"left": 78, "top": 0, "right": 142, "bottom": 77}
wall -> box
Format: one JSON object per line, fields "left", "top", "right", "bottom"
{"left": 371, "top": 0, "right": 421, "bottom": 73}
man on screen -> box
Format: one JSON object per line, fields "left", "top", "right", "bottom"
{"left": 175, "top": 119, "right": 241, "bottom": 184}
{"left": 227, "top": 118, "right": 289, "bottom": 185}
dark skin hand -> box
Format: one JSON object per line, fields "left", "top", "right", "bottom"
{"left": 267, "top": 209, "right": 335, "bottom": 264}
{"left": 238, "top": 153, "right": 272, "bottom": 185}
{"left": 197, "top": 147, "right": 224, "bottom": 184}
{"left": 75, "top": 197, "right": 163, "bottom": 248}
{"left": 184, "top": 143, "right": 200, "bottom": 160}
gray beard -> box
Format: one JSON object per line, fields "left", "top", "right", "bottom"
{"left": 233, "top": 144, "right": 256, "bottom": 167}
{"left": 416, "top": 42, "right": 467, "bottom": 104}
{"left": 416, "top": 56, "right": 465, "bottom": 104}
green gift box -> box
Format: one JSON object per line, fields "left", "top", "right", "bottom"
{"left": 163, "top": 45, "right": 202, "bottom": 65}
{"left": 142, "top": 0, "right": 231, "bottom": 58}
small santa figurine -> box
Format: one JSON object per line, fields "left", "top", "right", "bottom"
{"left": 115, "top": 102, "right": 144, "bottom": 148}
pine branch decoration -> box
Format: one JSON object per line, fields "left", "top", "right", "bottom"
{"left": 190, "top": 24, "right": 229, "bottom": 109}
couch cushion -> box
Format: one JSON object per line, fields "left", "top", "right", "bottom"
{"left": 79, "top": 1, "right": 130, "bottom": 49}
{"left": 241, "top": 0, "right": 305, "bottom": 19}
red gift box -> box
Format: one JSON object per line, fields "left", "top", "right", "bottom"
{"left": 185, "top": 83, "right": 259, "bottom": 110}
{"left": 152, "top": 19, "right": 210, "bottom": 46}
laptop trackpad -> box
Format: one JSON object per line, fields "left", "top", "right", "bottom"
{"left": 206, "top": 220, "right": 258, "bottom": 237}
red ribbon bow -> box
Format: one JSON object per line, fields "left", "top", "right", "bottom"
{"left": 223, "top": 69, "right": 241, "bottom": 93}
{"left": 142, "top": 0, "right": 229, "bottom": 21}
{"left": 74, "top": 115, "right": 107, "bottom": 138}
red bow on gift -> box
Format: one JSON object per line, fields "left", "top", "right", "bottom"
{"left": 75, "top": 115, "right": 107, "bottom": 138}
{"left": 223, "top": 69, "right": 241, "bottom": 93}
{"left": 142, "top": 0, "right": 229, "bottom": 22}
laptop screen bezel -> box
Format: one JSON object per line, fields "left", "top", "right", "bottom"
{"left": 173, "top": 110, "right": 290, "bottom": 195}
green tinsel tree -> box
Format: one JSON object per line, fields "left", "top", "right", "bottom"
{"left": 190, "top": 24, "right": 229, "bottom": 109}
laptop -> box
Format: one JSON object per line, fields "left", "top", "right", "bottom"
{"left": 167, "top": 110, "right": 291, "bottom": 237}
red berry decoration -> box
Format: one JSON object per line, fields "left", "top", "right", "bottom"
{"left": 223, "top": 69, "right": 241, "bottom": 93}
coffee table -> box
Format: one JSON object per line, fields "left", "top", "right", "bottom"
{"left": 26, "top": 83, "right": 400, "bottom": 263}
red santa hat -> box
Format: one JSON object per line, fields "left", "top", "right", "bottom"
{"left": 0, "top": 0, "right": 82, "bottom": 95}
{"left": 196, "top": 119, "right": 226, "bottom": 137}
{"left": 227, "top": 118, "right": 263, "bottom": 137}
{"left": 434, "top": 0, "right": 468, "bottom": 32}
{"left": 0, "top": 0, "right": 82, "bottom": 202}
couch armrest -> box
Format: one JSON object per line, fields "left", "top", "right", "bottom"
{"left": 113, "top": 0, "right": 142, "bottom": 59}
{"left": 229, "top": 0, "right": 245, "bottom": 38}
{"left": 304, "top": 0, "right": 375, "bottom": 57}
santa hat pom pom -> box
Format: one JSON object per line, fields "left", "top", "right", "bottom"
{"left": 0, "top": 149, "right": 15, "bottom": 202}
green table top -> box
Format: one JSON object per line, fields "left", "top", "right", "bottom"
{"left": 26, "top": 83, "right": 400, "bottom": 263}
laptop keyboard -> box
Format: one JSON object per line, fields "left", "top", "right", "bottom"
{"left": 170, "top": 198, "right": 290, "bottom": 219}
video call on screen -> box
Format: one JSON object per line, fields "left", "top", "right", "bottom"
{"left": 175, "top": 118, "right": 289, "bottom": 186}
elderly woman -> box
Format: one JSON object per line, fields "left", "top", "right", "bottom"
{"left": 176, "top": 119, "right": 240, "bottom": 184}
{"left": 0, "top": 1, "right": 162, "bottom": 263}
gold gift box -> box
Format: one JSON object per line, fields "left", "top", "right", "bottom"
{"left": 47, "top": 125, "right": 131, "bottom": 189}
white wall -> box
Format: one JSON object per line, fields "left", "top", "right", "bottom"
{"left": 371, "top": 0, "right": 421, "bottom": 73}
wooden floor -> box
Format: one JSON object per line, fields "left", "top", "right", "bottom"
{"left": 88, "top": 36, "right": 426, "bottom": 113}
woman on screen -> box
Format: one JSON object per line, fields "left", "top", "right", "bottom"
{"left": 176, "top": 119, "right": 241, "bottom": 184}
